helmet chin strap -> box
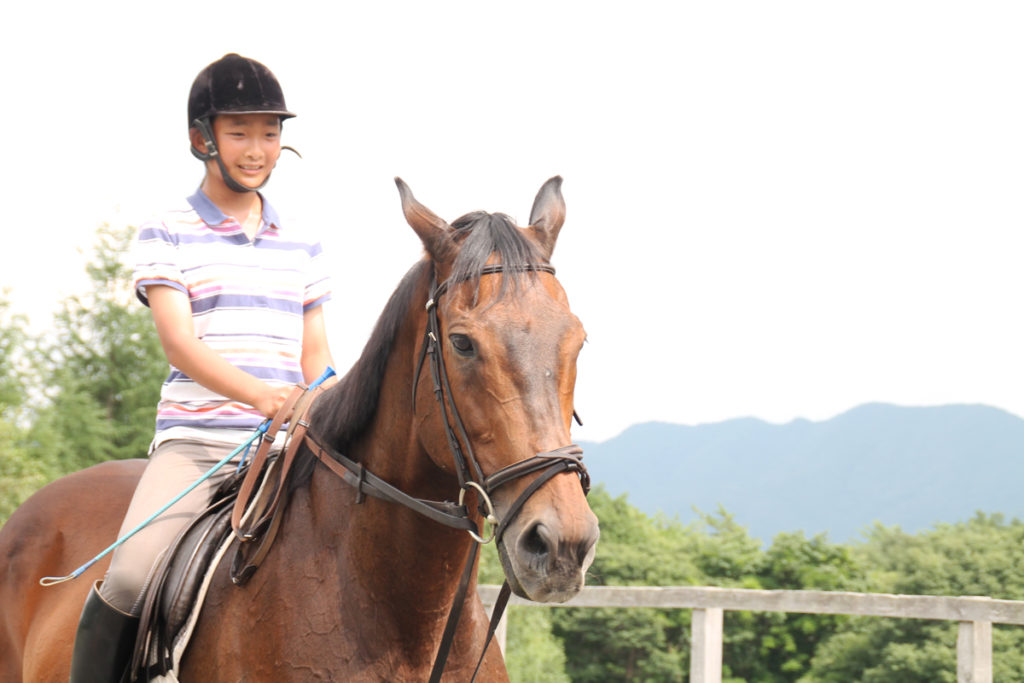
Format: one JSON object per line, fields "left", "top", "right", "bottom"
{"left": 190, "top": 118, "right": 300, "bottom": 194}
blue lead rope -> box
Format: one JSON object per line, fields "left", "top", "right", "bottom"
{"left": 39, "top": 366, "right": 336, "bottom": 587}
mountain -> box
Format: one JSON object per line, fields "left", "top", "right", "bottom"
{"left": 578, "top": 403, "right": 1024, "bottom": 542}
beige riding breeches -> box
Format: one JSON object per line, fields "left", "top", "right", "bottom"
{"left": 100, "top": 440, "right": 248, "bottom": 615}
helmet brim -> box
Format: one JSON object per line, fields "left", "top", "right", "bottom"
{"left": 203, "top": 109, "right": 296, "bottom": 121}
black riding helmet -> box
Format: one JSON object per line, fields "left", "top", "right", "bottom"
{"left": 188, "top": 54, "right": 297, "bottom": 193}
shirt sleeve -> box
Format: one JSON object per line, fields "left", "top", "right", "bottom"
{"left": 132, "top": 220, "right": 188, "bottom": 307}
{"left": 303, "top": 241, "right": 332, "bottom": 311}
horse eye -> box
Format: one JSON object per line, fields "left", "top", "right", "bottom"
{"left": 449, "top": 334, "right": 475, "bottom": 356}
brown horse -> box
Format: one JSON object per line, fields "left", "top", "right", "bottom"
{"left": 0, "top": 177, "right": 599, "bottom": 681}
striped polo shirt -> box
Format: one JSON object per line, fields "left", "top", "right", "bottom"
{"left": 133, "top": 189, "right": 331, "bottom": 448}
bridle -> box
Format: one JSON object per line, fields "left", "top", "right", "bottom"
{"left": 412, "top": 263, "right": 590, "bottom": 543}
{"left": 234, "top": 263, "right": 590, "bottom": 681}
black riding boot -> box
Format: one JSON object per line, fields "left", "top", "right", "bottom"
{"left": 70, "top": 581, "right": 139, "bottom": 683}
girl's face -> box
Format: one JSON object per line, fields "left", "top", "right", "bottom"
{"left": 202, "top": 114, "right": 283, "bottom": 191}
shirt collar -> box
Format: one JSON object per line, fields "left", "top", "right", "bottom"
{"left": 187, "top": 188, "right": 283, "bottom": 232}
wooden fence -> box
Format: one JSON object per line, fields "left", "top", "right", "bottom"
{"left": 478, "top": 584, "right": 1024, "bottom": 683}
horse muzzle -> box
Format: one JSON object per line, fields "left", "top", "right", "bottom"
{"left": 494, "top": 484, "right": 599, "bottom": 603}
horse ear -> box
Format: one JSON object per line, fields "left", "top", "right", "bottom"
{"left": 527, "top": 176, "right": 566, "bottom": 259}
{"left": 395, "top": 177, "right": 454, "bottom": 261}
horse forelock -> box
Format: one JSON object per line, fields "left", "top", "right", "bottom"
{"left": 448, "top": 211, "right": 548, "bottom": 304}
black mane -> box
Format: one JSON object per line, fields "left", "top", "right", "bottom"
{"left": 306, "top": 210, "right": 547, "bottom": 460}
{"left": 306, "top": 260, "right": 428, "bottom": 451}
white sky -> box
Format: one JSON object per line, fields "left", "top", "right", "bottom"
{"left": 2, "top": 1, "right": 1023, "bottom": 442}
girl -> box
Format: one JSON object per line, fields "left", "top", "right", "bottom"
{"left": 70, "top": 54, "right": 335, "bottom": 682}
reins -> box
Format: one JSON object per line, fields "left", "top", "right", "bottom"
{"left": 277, "top": 263, "right": 590, "bottom": 682}
{"left": 37, "top": 368, "right": 338, "bottom": 588}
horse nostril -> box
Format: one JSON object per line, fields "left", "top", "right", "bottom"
{"left": 521, "top": 522, "right": 550, "bottom": 559}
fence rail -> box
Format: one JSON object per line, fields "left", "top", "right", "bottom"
{"left": 479, "top": 584, "right": 1024, "bottom": 683}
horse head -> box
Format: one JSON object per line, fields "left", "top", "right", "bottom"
{"left": 397, "top": 177, "right": 599, "bottom": 603}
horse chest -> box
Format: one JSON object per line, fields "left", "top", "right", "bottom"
{"left": 179, "top": 557, "right": 430, "bottom": 679}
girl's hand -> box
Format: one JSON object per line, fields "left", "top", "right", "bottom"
{"left": 253, "top": 385, "right": 295, "bottom": 421}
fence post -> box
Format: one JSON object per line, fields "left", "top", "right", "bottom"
{"left": 957, "top": 620, "right": 992, "bottom": 683}
{"left": 690, "top": 607, "right": 723, "bottom": 683}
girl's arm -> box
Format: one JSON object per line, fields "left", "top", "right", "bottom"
{"left": 147, "top": 284, "right": 293, "bottom": 419}
{"left": 300, "top": 304, "right": 337, "bottom": 387}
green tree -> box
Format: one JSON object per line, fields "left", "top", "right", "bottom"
{"left": 504, "top": 607, "right": 571, "bottom": 683}
{"left": 28, "top": 224, "right": 166, "bottom": 472}
{"left": 691, "top": 507, "right": 763, "bottom": 584}
{"left": 539, "top": 496, "right": 866, "bottom": 683}
{"left": 0, "top": 294, "right": 28, "bottom": 413}
{"left": 802, "top": 618, "right": 957, "bottom": 683}
{"left": 0, "top": 294, "right": 49, "bottom": 523}
{"left": 724, "top": 531, "right": 862, "bottom": 683}
{"left": 803, "top": 515, "right": 1024, "bottom": 681}
{"left": 552, "top": 488, "right": 703, "bottom": 682}
{"left": 484, "top": 492, "right": 1024, "bottom": 682}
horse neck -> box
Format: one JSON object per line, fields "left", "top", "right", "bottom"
{"left": 304, "top": 285, "right": 482, "bottom": 626}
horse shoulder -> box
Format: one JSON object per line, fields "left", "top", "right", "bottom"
{"left": 179, "top": 488, "right": 364, "bottom": 680}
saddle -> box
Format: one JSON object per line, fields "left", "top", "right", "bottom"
{"left": 128, "top": 470, "right": 241, "bottom": 680}
{"left": 128, "top": 384, "right": 322, "bottom": 681}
